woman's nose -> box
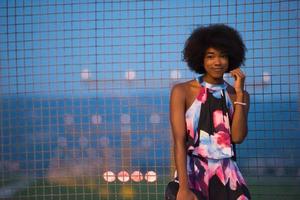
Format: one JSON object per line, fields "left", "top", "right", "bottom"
{"left": 214, "top": 56, "right": 221, "bottom": 65}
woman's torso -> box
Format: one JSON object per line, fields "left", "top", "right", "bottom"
{"left": 183, "top": 76, "right": 237, "bottom": 159}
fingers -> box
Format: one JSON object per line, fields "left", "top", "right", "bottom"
{"left": 231, "top": 68, "right": 246, "bottom": 93}
{"left": 230, "top": 68, "right": 245, "bottom": 79}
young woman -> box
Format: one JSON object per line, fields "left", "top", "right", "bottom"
{"left": 169, "top": 24, "right": 251, "bottom": 200}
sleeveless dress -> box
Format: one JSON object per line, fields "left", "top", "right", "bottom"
{"left": 184, "top": 76, "right": 251, "bottom": 200}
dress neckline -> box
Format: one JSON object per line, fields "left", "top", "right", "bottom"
{"left": 197, "top": 76, "right": 227, "bottom": 91}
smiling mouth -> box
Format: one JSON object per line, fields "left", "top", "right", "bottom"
{"left": 212, "top": 68, "right": 224, "bottom": 72}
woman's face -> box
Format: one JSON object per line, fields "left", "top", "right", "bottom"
{"left": 203, "top": 47, "right": 229, "bottom": 80}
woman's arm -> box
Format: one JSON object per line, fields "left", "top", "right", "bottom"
{"left": 230, "top": 68, "right": 250, "bottom": 144}
{"left": 170, "top": 84, "right": 197, "bottom": 200}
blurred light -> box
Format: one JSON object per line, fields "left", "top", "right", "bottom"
{"left": 103, "top": 171, "right": 116, "bottom": 182}
{"left": 118, "top": 170, "right": 130, "bottom": 182}
{"left": 131, "top": 171, "right": 143, "bottom": 182}
{"left": 6, "top": 161, "right": 20, "bottom": 172}
{"left": 263, "top": 71, "right": 271, "bottom": 84}
{"left": 91, "top": 114, "right": 102, "bottom": 125}
{"left": 79, "top": 136, "right": 88, "bottom": 148}
{"left": 125, "top": 70, "right": 136, "bottom": 80}
{"left": 121, "top": 113, "right": 131, "bottom": 124}
{"left": 64, "top": 114, "right": 74, "bottom": 125}
{"left": 57, "top": 136, "right": 67, "bottom": 148}
{"left": 170, "top": 70, "right": 181, "bottom": 80}
{"left": 145, "top": 171, "right": 157, "bottom": 182}
{"left": 120, "top": 185, "right": 135, "bottom": 199}
{"left": 99, "top": 136, "right": 110, "bottom": 147}
{"left": 121, "top": 125, "right": 131, "bottom": 132}
{"left": 81, "top": 69, "right": 91, "bottom": 80}
{"left": 150, "top": 113, "right": 160, "bottom": 124}
{"left": 99, "top": 185, "right": 110, "bottom": 198}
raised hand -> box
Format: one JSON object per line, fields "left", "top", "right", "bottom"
{"left": 230, "top": 68, "right": 246, "bottom": 94}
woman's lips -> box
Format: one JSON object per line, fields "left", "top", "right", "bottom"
{"left": 212, "top": 68, "right": 224, "bottom": 72}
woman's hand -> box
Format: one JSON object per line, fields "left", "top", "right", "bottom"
{"left": 176, "top": 188, "right": 198, "bottom": 200}
{"left": 230, "top": 68, "right": 245, "bottom": 94}
{"left": 229, "top": 67, "right": 250, "bottom": 144}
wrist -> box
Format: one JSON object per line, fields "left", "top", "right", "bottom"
{"left": 178, "top": 186, "right": 190, "bottom": 193}
{"left": 178, "top": 183, "right": 189, "bottom": 190}
{"left": 235, "top": 90, "right": 244, "bottom": 96}
{"left": 235, "top": 91, "right": 244, "bottom": 100}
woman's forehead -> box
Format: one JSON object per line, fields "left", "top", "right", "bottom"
{"left": 205, "top": 47, "right": 227, "bottom": 54}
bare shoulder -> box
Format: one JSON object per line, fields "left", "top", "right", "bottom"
{"left": 171, "top": 79, "right": 198, "bottom": 96}
{"left": 171, "top": 82, "right": 186, "bottom": 94}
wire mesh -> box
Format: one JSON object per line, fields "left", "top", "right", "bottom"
{"left": 0, "top": 0, "right": 299, "bottom": 199}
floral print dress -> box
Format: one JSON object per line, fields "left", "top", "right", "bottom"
{"left": 184, "top": 76, "right": 251, "bottom": 200}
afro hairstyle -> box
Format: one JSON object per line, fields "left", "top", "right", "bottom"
{"left": 183, "top": 24, "right": 246, "bottom": 74}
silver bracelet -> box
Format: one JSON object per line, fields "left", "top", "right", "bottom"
{"left": 234, "top": 101, "right": 247, "bottom": 106}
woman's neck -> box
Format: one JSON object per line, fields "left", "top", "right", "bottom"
{"left": 202, "top": 74, "right": 224, "bottom": 84}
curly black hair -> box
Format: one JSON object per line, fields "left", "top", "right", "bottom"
{"left": 183, "top": 24, "right": 246, "bottom": 74}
